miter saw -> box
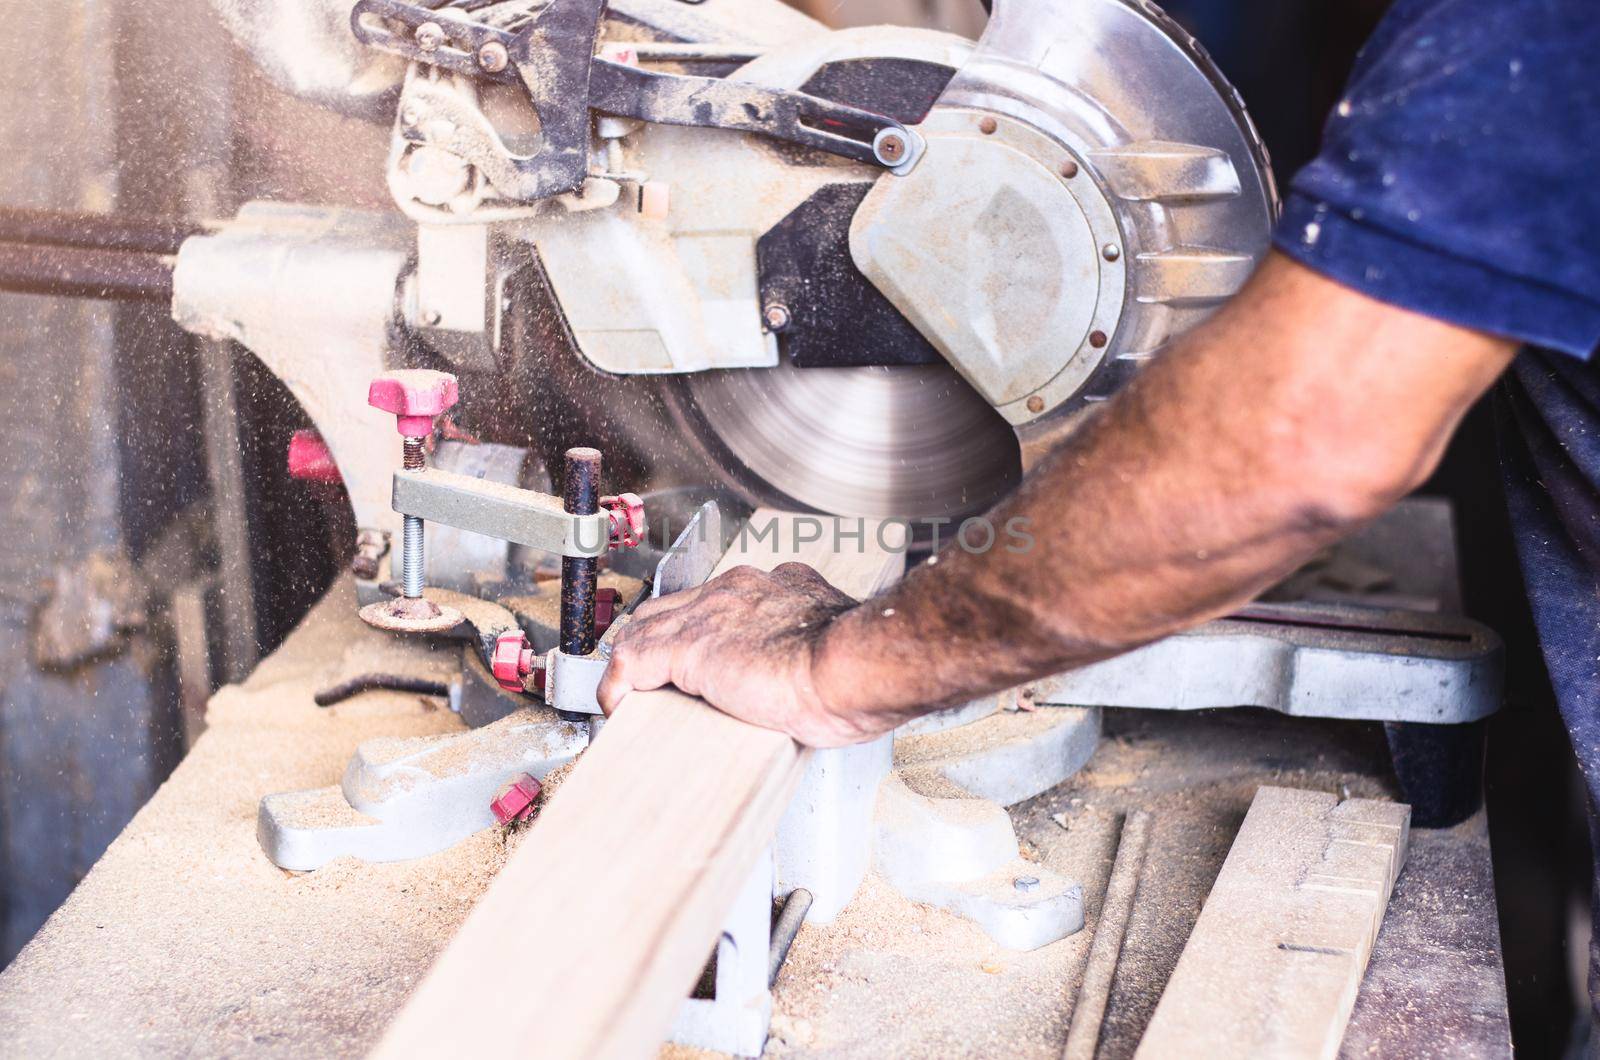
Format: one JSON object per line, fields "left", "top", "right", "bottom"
{"left": 143, "top": 0, "right": 1501, "bottom": 1054}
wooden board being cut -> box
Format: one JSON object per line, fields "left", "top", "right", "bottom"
{"left": 375, "top": 511, "right": 905, "bottom": 1060}
{"left": 1135, "top": 786, "right": 1410, "bottom": 1060}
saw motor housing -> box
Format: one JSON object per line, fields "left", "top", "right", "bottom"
{"left": 288, "top": 0, "right": 1279, "bottom": 529}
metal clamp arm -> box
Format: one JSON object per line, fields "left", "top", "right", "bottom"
{"left": 588, "top": 60, "right": 921, "bottom": 171}
{"left": 392, "top": 467, "right": 611, "bottom": 557}
{"left": 351, "top": 0, "right": 921, "bottom": 202}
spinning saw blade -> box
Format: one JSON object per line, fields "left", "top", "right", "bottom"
{"left": 659, "top": 0, "right": 1275, "bottom": 525}
{"left": 671, "top": 362, "right": 1021, "bottom": 522}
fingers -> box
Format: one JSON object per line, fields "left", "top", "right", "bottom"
{"left": 770, "top": 561, "right": 823, "bottom": 584}
{"left": 629, "top": 582, "right": 707, "bottom": 622}
{"left": 596, "top": 662, "right": 632, "bottom": 716}
{"left": 598, "top": 632, "right": 677, "bottom": 714}
{"left": 598, "top": 596, "right": 707, "bottom": 714}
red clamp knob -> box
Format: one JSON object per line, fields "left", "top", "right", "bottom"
{"left": 368, "top": 369, "right": 459, "bottom": 437}
{"left": 602, "top": 493, "right": 646, "bottom": 549}
{"left": 491, "top": 628, "right": 538, "bottom": 692}
{"left": 490, "top": 773, "right": 542, "bottom": 825}
{"left": 287, "top": 429, "right": 342, "bottom": 484}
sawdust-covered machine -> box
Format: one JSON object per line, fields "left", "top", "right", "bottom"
{"left": 0, "top": 1, "right": 1513, "bottom": 1055}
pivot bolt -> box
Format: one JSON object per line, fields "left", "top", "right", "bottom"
{"left": 415, "top": 21, "right": 445, "bottom": 51}
{"left": 1013, "top": 875, "right": 1040, "bottom": 894}
{"left": 875, "top": 132, "right": 907, "bottom": 165}
{"left": 477, "top": 40, "right": 510, "bottom": 73}
{"left": 764, "top": 303, "right": 791, "bottom": 332}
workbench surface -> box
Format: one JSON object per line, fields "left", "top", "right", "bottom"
{"left": 0, "top": 583, "right": 1511, "bottom": 1057}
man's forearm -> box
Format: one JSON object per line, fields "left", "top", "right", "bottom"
{"left": 810, "top": 254, "right": 1515, "bottom": 734}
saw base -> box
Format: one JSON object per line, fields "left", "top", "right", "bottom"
{"left": 0, "top": 587, "right": 1507, "bottom": 1058}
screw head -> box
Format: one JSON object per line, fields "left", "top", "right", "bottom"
{"left": 415, "top": 21, "right": 444, "bottom": 50}
{"left": 1013, "top": 875, "right": 1041, "bottom": 893}
{"left": 764, "top": 303, "right": 792, "bottom": 332}
{"left": 1060, "top": 159, "right": 1079, "bottom": 179}
{"left": 978, "top": 115, "right": 998, "bottom": 135}
{"left": 477, "top": 40, "right": 510, "bottom": 73}
{"left": 1089, "top": 330, "right": 1109, "bottom": 349}
{"left": 875, "top": 132, "right": 906, "bottom": 164}
{"left": 1026, "top": 395, "right": 1045, "bottom": 414}
{"left": 1102, "top": 243, "right": 1121, "bottom": 262}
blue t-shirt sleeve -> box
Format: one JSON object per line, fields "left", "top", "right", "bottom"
{"left": 1273, "top": 0, "right": 1600, "bottom": 358}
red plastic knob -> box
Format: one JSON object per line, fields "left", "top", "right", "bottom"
{"left": 491, "top": 628, "right": 536, "bottom": 692}
{"left": 603, "top": 493, "right": 646, "bottom": 549}
{"left": 594, "top": 587, "right": 622, "bottom": 639}
{"left": 368, "top": 369, "right": 459, "bottom": 437}
{"left": 286, "top": 429, "right": 342, "bottom": 484}
{"left": 490, "top": 773, "right": 542, "bottom": 825}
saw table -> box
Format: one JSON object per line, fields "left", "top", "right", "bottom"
{"left": 0, "top": 582, "right": 1509, "bottom": 1058}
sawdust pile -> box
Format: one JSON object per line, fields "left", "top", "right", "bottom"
{"left": 0, "top": 586, "right": 519, "bottom": 1056}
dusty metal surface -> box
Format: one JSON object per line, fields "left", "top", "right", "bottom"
{"left": 0, "top": 578, "right": 1508, "bottom": 1056}
{"left": 760, "top": 709, "right": 1509, "bottom": 1059}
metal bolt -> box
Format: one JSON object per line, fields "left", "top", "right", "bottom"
{"left": 1102, "top": 243, "right": 1121, "bottom": 262}
{"left": 367, "top": 370, "right": 459, "bottom": 604}
{"left": 1060, "top": 159, "right": 1079, "bottom": 179}
{"left": 1089, "top": 330, "right": 1108, "bottom": 349}
{"left": 415, "top": 21, "right": 444, "bottom": 50}
{"left": 764, "top": 303, "right": 792, "bottom": 332}
{"left": 1026, "top": 395, "right": 1045, "bottom": 414}
{"left": 477, "top": 40, "right": 510, "bottom": 73}
{"left": 423, "top": 307, "right": 443, "bottom": 327}
{"left": 978, "top": 115, "right": 998, "bottom": 135}
{"left": 875, "top": 132, "right": 906, "bottom": 165}
{"left": 1014, "top": 875, "right": 1040, "bottom": 893}
{"left": 401, "top": 438, "right": 427, "bottom": 599}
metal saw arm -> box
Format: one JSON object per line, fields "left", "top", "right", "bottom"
{"left": 351, "top": 0, "right": 922, "bottom": 203}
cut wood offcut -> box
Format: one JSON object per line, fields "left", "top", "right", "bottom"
{"left": 1135, "top": 786, "right": 1410, "bottom": 1059}
{"left": 373, "top": 512, "right": 904, "bottom": 1059}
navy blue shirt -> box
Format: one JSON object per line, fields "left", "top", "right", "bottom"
{"left": 1273, "top": 0, "right": 1600, "bottom": 995}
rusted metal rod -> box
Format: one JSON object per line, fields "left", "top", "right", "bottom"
{"left": 559, "top": 447, "right": 603, "bottom": 656}
{"left": 0, "top": 241, "right": 173, "bottom": 301}
{"left": 1062, "top": 810, "right": 1153, "bottom": 1060}
{"left": 0, "top": 206, "right": 204, "bottom": 255}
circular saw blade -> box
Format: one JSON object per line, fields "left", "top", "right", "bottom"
{"left": 672, "top": 361, "right": 1020, "bottom": 522}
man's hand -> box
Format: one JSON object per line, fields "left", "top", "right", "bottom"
{"left": 599, "top": 254, "right": 1518, "bottom": 748}
{"left": 598, "top": 563, "right": 881, "bottom": 747}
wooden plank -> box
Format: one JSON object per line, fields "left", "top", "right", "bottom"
{"left": 1135, "top": 786, "right": 1410, "bottom": 1060}
{"left": 373, "top": 513, "right": 903, "bottom": 1060}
